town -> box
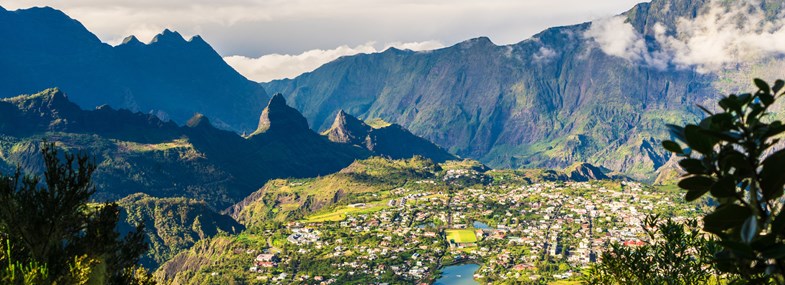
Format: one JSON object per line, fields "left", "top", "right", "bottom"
{"left": 230, "top": 177, "right": 699, "bottom": 284}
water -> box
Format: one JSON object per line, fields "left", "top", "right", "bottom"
{"left": 417, "top": 222, "right": 436, "bottom": 228}
{"left": 434, "top": 263, "right": 480, "bottom": 285}
{"left": 472, "top": 221, "right": 489, "bottom": 229}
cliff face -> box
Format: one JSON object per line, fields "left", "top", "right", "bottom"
{"left": 262, "top": 0, "right": 785, "bottom": 180}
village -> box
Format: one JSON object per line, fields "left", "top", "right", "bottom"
{"left": 239, "top": 178, "right": 699, "bottom": 284}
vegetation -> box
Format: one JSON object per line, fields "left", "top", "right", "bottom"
{"left": 583, "top": 215, "right": 718, "bottom": 285}
{"left": 0, "top": 142, "right": 154, "bottom": 284}
{"left": 662, "top": 79, "right": 785, "bottom": 283}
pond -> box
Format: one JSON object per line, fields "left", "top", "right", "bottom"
{"left": 472, "top": 221, "right": 490, "bottom": 229}
{"left": 434, "top": 263, "right": 480, "bottom": 285}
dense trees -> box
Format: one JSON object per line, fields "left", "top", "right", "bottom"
{"left": 584, "top": 215, "right": 718, "bottom": 284}
{"left": 0, "top": 142, "right": 154, "bottom": 284}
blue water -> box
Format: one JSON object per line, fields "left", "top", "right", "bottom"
{"left": 472, "top": 221, "right": 489, "bottom": 229}
{"left": 434, "top": 263, "right": 480, "bottom": 285}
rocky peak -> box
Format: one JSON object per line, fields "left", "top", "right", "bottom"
{"left": 324, "top": 110, "right": 371, "bottom": 145}
{"left": 565, "top": 163, "right": 609, "bottom": 182}
{"left": 150, "top": 29, "right": 186, "bottom": 45}
{"left": 251, "top": 94, "right": 310, "bottom": 136}
{"left": 186, "top": 113, "right": 212, "bottom": 128}
{"left": 6, "top": 88, "right": 79, "bottom": 113}
{"left": 119, "top": 35, "right": 143, "bottom": 47}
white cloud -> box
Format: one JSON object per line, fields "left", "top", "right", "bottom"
{"left": 584, "top": 16, "right": 646, "bottom": 61}
{"left": 532, "top": 46, "right": 557, "bottom": 63}
{"left": 584, "top": 0, "right": 785, "bottom": 72}
{"left": 2, "top": 0, "right": 645, "bottom": 56}
{"left": 659, "top": 0, "right": 785, "bottom": 72}
{"left": 224, "top": 41, "right": 444, "bottom": 82}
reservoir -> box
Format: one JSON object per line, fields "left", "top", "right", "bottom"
{"left": 434, "top": 263, "right": 480, "bottom": 285}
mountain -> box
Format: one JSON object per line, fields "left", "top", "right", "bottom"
{"left": 0, "top": 6, "right": 267, "bottom": 131}
{"left": 261, "top": 0, "right": 785, "bottom": 180}
{"left": 0, "top": 89, "right": 368, "bottom": 208}
{"left": 323, "top": 110, "right": 457, "bottom": 162}
{"left": 117, "top": 193, "right": 244, "bottom": 269}
{"left": 225, "top": 156, "right": 441, "bottom": 228}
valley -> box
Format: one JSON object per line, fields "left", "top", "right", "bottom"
{"left": 154, "top": 157, "right": 701, "bottom": 284}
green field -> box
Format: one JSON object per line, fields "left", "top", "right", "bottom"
{"left": 446, "top": 229, "right": 477, "bottom": 243}
{"left": 303, "top": 202, "right": 388, "bottom": 223}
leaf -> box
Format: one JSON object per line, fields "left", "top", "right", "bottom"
{"left": 678, "top": 158, "right": 706, "bottom": 174}
{"left": 741, "top": 215, "right": 758, "bottom": 244}
{"left": 760, "top": 93, "right": 774, "bottom": 106}
{"left": 773, "top": 79, "right": 784, "bottom": 94}
{"left": 718, "top": 240, "right": 756, "bottom": 259}
{"left": 755, "top": 78, "right": 771, "bottom": 95}
{"left": 679, "top": 176, "right": 714, "bottom": 201}
{"left": 762, "top": 244, "right": 785, "bottom": 259}
{"left": 666, "top": 124, "right": 686, "bottom": 143}
{"left": 710, "top": 176, "right": 736, "bottom": 198}
{"left": 760, "top": 149, "right": 785, "bottom": 200}
{"left": 662, "top": 140, "right": 683, "bottom": 154}
{"left": 704, "top": 204, "right": 752, "bottom": 235}
{"left": 771, "top": 210, "right": 785, "bottom": 237}
{"left": 700, "top": 113, "right": 734, "bottom": 131}
{"left": 684, "top": 125, "right": 717, "bottom": 154}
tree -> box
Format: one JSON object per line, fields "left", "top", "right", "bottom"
{"left": 0, "top": 142, "right": 154, "bottom": 284}
{"left": 662, "top": 78, "right": 785, "bottom": 283}
{"left": 584, "top": 215, "right": 718, "bottom": 284}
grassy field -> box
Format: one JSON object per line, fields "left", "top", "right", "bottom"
{"left": 446, "top": 229, "right": 477, "bottom": 243}
{"left": 303, "top": 202, "right": 388, "bottom": 223}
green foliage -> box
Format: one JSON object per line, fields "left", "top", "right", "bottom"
{"left": 0, "top": 142, "right": 155, "bottom": 284}
{"left": 584, "top": 215, "right": 718, "bottom": 285}
{"left": 662, "top": 79, "right": 785, "bottom": 283}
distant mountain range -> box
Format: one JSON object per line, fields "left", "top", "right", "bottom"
{"left": 0, "top": 6, "right": 267, "bottom": 131}
{"left": 261, "top": 0, "right": 785, "bottom": 180}
{"left": 3, "top": 0, "right": 783, "bottom": 181}
{"left": 0, "top": 88, "right": 453, "bottom": 208}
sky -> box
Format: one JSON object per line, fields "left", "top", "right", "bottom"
{"left": 3, "top": 0, "right": 647, "bottom": 82}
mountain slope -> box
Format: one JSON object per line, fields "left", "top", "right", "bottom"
{"left": 261, "top": 0, "right": 784, "bottom": 180}
{"left": 323, "top": 110, "right": 457, "bottom": 162}
{"left": 117, "top": 193, "right": 244, "bottom": 269}
{"left": 0, "top": 89, "right": 368, "bottom": 208}
{"left": 0, "top": 6, "right": 267, "bottom": 131}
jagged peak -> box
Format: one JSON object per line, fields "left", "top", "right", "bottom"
{"left": 186, "top": 113, "right": 212, "bottom": 128}
{"left": 188, "top": 35, "right": 209, "bottom": 46}
{"left": 268, "top": 93, "right": 287, "bottom": 107}
{"left": 458, "top": 36, "right": 496, "bottom": 48}
{"left": 250, "top": 94, "right": 310, "bottom": 136}
{"left": 324, "top": 109, "right": 371, "bottom": 143}
{"left": 121, "top": 35, "right": 140, "bottom": 44}
{"left": 150, "top": 29, "right": 186, "bottom": 44}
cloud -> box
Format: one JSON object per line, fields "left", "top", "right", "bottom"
{"left": 2, "top": 0, "right": 644, "bottom": 56}
{"left": 584, "top": 0, "right": 785, "bottom": 72}
{"left": 224, "top": 41, "right": 444, "bottom": 82}
{"left": 659, "top": 0, "right": 785, "bottom": 72}
{"left": 584, "top": 16, "right": 646, "bottom": 61}
{"left": 532, "top": 46, "right": 558, "bottom": 63}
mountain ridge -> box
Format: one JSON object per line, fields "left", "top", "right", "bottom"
{"left": 260, "top": 0, "right": 784, "bottom": 180}
{"left": 0, "top": 6, "right": 267, "bottom": 132}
